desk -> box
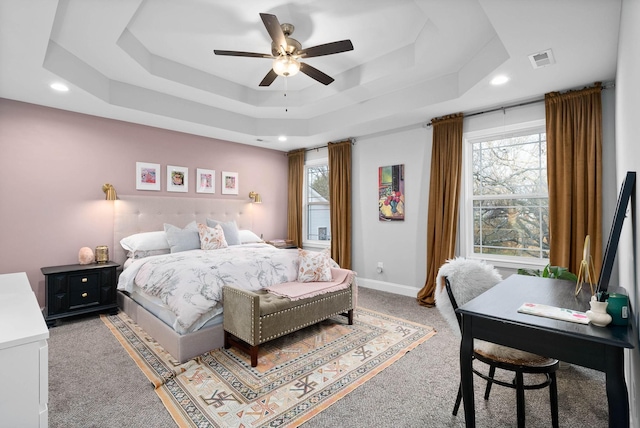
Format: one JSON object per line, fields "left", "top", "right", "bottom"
{"left": 457, "top": 275, "right": 634, "bottom": 427}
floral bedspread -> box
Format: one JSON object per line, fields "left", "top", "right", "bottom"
{"left": 117, "top": 244, "right": 299, "bottom": 331}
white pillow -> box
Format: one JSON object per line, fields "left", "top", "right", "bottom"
{"left": 198, "top": 223, "right": 228, "bottom": 250}
{"left": 297, "top": 248, "right": 333, "bottom": 282}
{"left": 120, "top": 231, "right": 171, "bottom": 259}
{"left": 238, "top": 229, "right": 262, "bottom": 244}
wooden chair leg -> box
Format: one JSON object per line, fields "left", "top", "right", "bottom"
{"left": 347, "top": 309, "right": 354, "bottom": 325}
{"left": 249, "top": 345, "right": 259, "bottom": 367}
{"left": 549, "top": 372, "right": 559, "bottom": 428}
{"left": 453, "top": 383, "right": 463, "bottom": 416}
{"left": 484, "top": 365, "right": 497, "bottom": 400}
{"left": 515, "top": 371, "right": 526, "bottom": 428}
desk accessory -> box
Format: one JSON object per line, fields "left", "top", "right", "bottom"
{"left": 575, "top": 235, "right": 596, "bottom": 296}
{"left": 517, "top": 302, "right": 589, "bottom": 324}
{"left": 606, "top": 293, "right": 629, "bottom": 326}
{"left": 586, "top": 296, "right": 612, "bottom": 327}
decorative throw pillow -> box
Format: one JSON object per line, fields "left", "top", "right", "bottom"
{"left": 297, "top": 248, "right": 333, "bottom": 282}
{"left": 206, "top": 219, "right": 241, "bottom": 246}
{"left": 164, "top": 221, "right": 200, "bottom": 253}
{"left": 198, "top": 223, "right": 228, "bottom": 250}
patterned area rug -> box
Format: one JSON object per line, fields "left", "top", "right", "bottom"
{"left": 102, "top": 309, "right": 435, "bottom": 428}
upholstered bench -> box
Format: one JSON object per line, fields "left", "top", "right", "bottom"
{"left": 222, "top": 276, "right": 355, "bottom": 367}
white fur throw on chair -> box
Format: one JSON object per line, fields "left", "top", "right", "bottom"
{"left": 435, "top": 257, "right": 540, "bottom": 361}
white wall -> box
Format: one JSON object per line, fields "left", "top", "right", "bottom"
{"left": 350, "top": 89, "right": 617, "bottom": 296}
{"left": 352, "top": 125, "right": 431, "bottom": 296}
{"left": 615, "top": 0, "right": 640, "bottom": 424}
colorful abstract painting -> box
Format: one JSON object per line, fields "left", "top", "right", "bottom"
{"left": 379, "top": 164, "right": 405, "bottom": 221}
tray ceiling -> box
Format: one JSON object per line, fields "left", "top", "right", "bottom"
{"left": 0, "top": 0, "right": 621, "bottom": 151}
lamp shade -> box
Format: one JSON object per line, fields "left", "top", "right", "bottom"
{"left": 272, "top": 56, "right": 300, "bottom": 77}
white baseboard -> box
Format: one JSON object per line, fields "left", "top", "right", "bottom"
{"left": 356, "top": 277, "right": 420, "bottom": 298}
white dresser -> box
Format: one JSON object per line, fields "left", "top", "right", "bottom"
{"left": 0, "top": 272, "right": 49, "bottom": 428}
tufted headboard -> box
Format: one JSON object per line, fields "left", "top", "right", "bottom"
{"left": 113, "top": 195, "right": 254, "bottom": 265}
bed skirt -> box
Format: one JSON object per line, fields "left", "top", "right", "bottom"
{"left": 117, "top": 291, "right": 225, "bottom": 363}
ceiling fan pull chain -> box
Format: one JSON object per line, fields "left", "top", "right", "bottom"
{"left": 284, "top": 77, "right": 288, "bottom": 112}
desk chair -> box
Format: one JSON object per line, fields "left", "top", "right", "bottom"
{"left": 435, "top": 258, "right": 559, "bottom": 428}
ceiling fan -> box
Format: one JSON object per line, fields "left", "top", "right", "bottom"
{"left": 213, "top": 13, "right": 353, "bottom": 87}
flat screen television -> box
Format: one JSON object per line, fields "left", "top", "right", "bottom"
{"left": 595, "top": 171, "right": 636, "bottom": 294}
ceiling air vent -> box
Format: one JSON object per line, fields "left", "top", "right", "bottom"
{"left": 529, "top": 49, "right": 555, "bottom": 69}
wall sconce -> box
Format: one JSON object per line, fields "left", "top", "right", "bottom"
{"left": 102, "top": 183, "right": 117, "bottom": 200}
{"left": 249, "top": 191, "right": 262, "bottom": 203}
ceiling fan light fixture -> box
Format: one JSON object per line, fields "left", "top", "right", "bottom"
{"left": 273, "top": 56, "right": 300, "bottom": 77}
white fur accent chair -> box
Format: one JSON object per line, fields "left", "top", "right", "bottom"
{"left": 435, "top": 257, "right": 559, "bottom": 428}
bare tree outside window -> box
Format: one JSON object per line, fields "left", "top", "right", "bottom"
{"left": 471, "top": 130, "right": 549, "bottom": 259}
{"left": 309, "top": 165, "right": 330, "bottom": 201}
{"left": 306, "top": 164, "right": 331, "bottom": 241}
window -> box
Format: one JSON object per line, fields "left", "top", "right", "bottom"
{"left": 463, "top": 121, "right": 548, "bottom": 265}
{"left": 304, "top": 160, "right": 331, "bottom": 244}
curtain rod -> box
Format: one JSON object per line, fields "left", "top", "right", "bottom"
{"left": 292, "top": 81, "right": 615, "bottom": 147}
{"left": 462, "top": 97, "right": 544, "bottom": 121}
{"left": 304, "top": 138, "right": 354, "bottom": 152}
{"left": 425, "top": 81, "right": 615, "bottom": 127}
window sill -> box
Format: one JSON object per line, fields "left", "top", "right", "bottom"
{"left": 302, "top": 241, "right": 331, "bottom": 251}
{"left": 464, "top": 254, "right": 549, "bottom": 271}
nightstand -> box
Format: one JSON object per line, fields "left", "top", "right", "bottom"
{"left": 41, "top": 261, "right": 120, "bottom": 327}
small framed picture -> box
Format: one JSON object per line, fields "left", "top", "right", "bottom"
{"left": 167, "top": 165, "right": 188, "bottom": 193}
{"left": 196, "top": 168, "right": 215, "bottom": 194}
{"left": 221, "top": 171, "right": 239, "bottom": 195}
{"left": 136, "top": 162, "right": 161, "bottom": 191}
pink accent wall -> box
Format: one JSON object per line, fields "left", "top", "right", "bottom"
{"left": 0, "top": 98, "right": 289, "bottom": 305}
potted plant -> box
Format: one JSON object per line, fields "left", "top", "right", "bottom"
{"left": 517, "top": 264, "right": 578, "bottom": 282}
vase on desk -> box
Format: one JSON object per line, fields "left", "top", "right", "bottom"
{"left": 586, "top": 297, "right": 612, "bottom": 327}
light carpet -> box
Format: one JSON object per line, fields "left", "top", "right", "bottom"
{"left": 102, "top": 309, "right": 436, "bottom": 428}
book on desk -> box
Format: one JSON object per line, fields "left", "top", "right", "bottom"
{"left": 517, "top": 302, "right": 589, "bottom": 324}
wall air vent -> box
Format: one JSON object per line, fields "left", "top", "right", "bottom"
{"left": 528, "top": 49, "right": 556, "bottom": 69}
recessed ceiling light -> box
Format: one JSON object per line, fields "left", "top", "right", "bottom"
{"left": 278, "top": 136, "right": 287, "bottom": 142}
{"left": 50, "top": 82, "right": 69, "bottom": 92}
{"left": 490, "top": 75, "right": 509, "bottom": 86}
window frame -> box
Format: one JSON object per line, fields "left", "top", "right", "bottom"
{"left": 461, "top": 119, "right": 549, "bottom": 270}
{"left": 302, "top": 158, "right": 331, "bottom": 249}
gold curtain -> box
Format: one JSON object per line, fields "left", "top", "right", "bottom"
{"left": 545, "top": 83, "right": 603, "bottom": 277}
{"left": 287, "top": 149, "right": 305, "bottom": 248}
{"left": 417, "top": 113, "right": 464, "bottom": 307}
{"left": 328, "top": 140, "right": 352, "bottom": 269}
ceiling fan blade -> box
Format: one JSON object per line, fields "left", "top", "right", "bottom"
{"left": 214, "top": 50, "right": 272, "bottom": 58}
{"left": 299, "top": 62, "right": 334, "bottom": 85}
{"left": 260, "top": 13, "right": 287, "bottom": 55}
{"left": 259, "top": 69, "right": 278, "bottom": 87}
{"left": 298, "top": 40, "right": 354, "bottom": 58}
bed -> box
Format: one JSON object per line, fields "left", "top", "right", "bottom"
{"left": 113, "top": 195, "right": 350, "bottom": 363}
{"left": 114, "top": 195, "right": 266, "bottom": 362}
